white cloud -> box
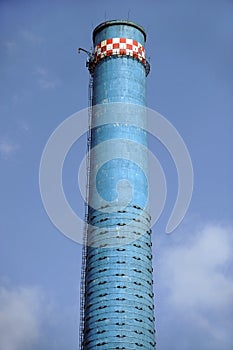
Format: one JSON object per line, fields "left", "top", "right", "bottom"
{"left": 155, "top": 224, "right": 233, "bottom": 349}
{"left": 161, "top": 225, "right": 233, "bottom": 309}
{"left": 0, "top": 139, "right": 19, "bottom": 159}
{"left": 0, "top": 281, "right": 78, "bottom": 350}
{"left": 0, "top": 286, "right": 42, "bottom": 350}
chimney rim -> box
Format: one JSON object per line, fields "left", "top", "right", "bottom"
{"left": 93, "top": 20, "right": 147, "bottom": 43}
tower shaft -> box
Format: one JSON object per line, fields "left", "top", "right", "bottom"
{"left": 81, "top": 20, "right": 155, "bottom": 350}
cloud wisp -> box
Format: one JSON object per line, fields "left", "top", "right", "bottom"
{"left": 0, "top": 138, "right": 19, "bottom": 159}
{"left": 36, "top": 67, "right": 60, "bottom": 90}
{"left": 155, "top": 224, "right": 233, "bottom": 350}
{"left": 4, "top": 41, "right": 17, "bottom": 51}
{"left": 20, "top": 29, "right": 44, "bottom": 45}
{"left": 0, "top": 285, "right": 42, "bottom": 350}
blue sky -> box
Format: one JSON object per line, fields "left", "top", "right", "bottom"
{"left": 0, "top": 0, "right": 233, "bottom": 349}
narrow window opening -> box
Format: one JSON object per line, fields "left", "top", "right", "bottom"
{"left": 133, "top": 256, "right": 141, "bottom": 261}
{"left": 98, "top": 281, "right": 107, "bottom": 285}
{"left": 134, "top": 269, "right": 141, "bottom": 273}
{"left": 98, "top": 268, "right": 107, "bottom": 273}
{"left": 100, "top": 217, "right": 108, "bottom": 222}
{"left": 115, "top": 310, "right": 125, "bottom": 313}
{"left": 134, "top": 281, "right": 142, "bottom": 286}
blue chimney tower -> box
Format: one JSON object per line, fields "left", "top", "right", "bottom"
{"left": 80, "top": 20, "right": 155, "bottom": 349}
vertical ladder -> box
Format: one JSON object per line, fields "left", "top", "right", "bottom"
{"left": 79, "top": 74, "right": 93, "bottom": 349}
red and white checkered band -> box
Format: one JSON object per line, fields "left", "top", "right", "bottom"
{"left": 94, "top": 38, "right": 146, "bottom": 66}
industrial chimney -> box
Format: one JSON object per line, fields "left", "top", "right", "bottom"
{"left": 79, "top": 20, "right": 155, "bottom": 350}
